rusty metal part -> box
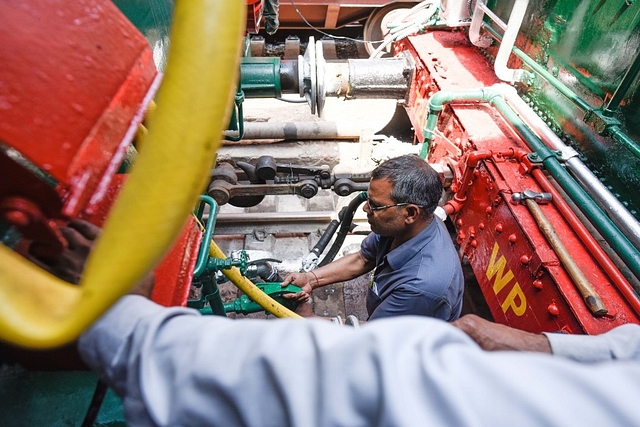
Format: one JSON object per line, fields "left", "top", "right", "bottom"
{"left": 512, "top": 192, "right": 608, "bottom": 316}
{"left": 208, "top": 159, "right": 370, "bottom": 207}
{"left": 0, "top": 197, "right": 66, "bottom": 258}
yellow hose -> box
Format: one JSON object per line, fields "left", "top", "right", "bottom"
{"left": 0, "top": 0, "right": 246, "bottom": 348}
{"left": 209, "top": 241, "right": 303, "bottom": 319}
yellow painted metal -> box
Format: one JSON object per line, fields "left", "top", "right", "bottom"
{"left": 0, "top": 0, "right": 246, "bottom": 348}
{"left": 209, "top": 241, "right": 303, "bottom": 319}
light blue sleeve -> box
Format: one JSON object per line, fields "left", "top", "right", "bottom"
{"left": 545, "top": 324, "right": 640, "bottom": 362}
{"left": 79, "top": 296, "right": 640, "bottom": 427}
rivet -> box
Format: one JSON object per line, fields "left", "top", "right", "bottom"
{"left": 547, "top": 303, "right": 559, "bottom": 316}
{"left": 485, "top": 206, "right": 493, "bottom": 215}
{"left": 4, "top": 210, "right": 30, "bottom": 227}
{"left": 478, "top": 222, "right": 485, "bottom": 230}
{"left": 508, "top": 234, "right": 517, "bottom": 243}
{"left": 470, "top": 239, "right": 478, "bottom": 248}
{"left": 520, "top": 255, "right": 530, "bottom": 265}
{"left": 495, "top": 223, "right": 503, "bottom": 233}
{"left": 456, "top": 218, "right": 464, "bottom": 227}
{"left": 533, "top": 280, "right": 543, "bottom": 290}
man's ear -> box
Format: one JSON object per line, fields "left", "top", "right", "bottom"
{"left": 404, "top": 205, "right": 422, "bottom": 224}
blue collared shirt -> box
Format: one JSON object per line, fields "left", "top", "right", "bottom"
{"left": 361, "top": 217, "right": 464, "bottom": 321}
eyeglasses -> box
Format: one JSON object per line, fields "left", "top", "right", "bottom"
{"left": 366, "top": 200, "right": 410, "bottom": 212}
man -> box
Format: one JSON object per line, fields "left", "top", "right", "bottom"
{"left": 282, "top": 154, "right": 464, "bottom": 321}
{"left": 35, "top": 221, "right": 640, "bottom": 426}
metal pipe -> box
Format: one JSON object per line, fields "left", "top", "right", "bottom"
{"left": 483, "top": 24, "right": 592, "bottom": 112}
{"left": 216, "top": 211, "right": 335, "bottom": 223}
{"left": 421, "top": 87, "right": 502, "bottom": 157}
{"left": 503, "top": 87, "right": 640, "bottom": 249}
{"left": 522, "top": 197, "right": 608, "bottom": 316}
{"left": 531, "top": 168, "right": 640, "bottom": 312}
{"left": 240, "top": 121, "right": 362, "bottom": 140}
{"left": 193, "top": 195, "right": 219, "bottom": 278}
{"left": 609, "top": 125, "right": 640, "bottom": 159}
{"left": 323, "top": 56, "right": 412, "bottom": 99}
{"left": 469, "top": 0, "right": 532, "bottom": 83}
{"left": 492, "top": 95, "right": 640, "bottom": 279}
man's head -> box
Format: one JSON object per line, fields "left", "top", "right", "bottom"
{"left": 370, "top": 155, "right": 442, "bottom": 214}
{"left": 364, "top": 155, "right": 443, "bottom": 237}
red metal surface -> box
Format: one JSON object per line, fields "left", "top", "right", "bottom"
{"left": 0, "top": 0, "right": 158, "bottom": 218}
{"left": 246, "top": 0, "right": 263, "bottom": 34}
{"left": 152, "top": 216, "right": 203, "bottom": 308}
{"left": 398, "top": 30, "right": 640, "bottom": 334}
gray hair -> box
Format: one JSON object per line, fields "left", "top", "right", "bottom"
{"left": 371, "top": 155, "right": 442, "bottom": 215}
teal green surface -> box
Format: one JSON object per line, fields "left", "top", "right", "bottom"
{"left": 0, "top": 364, "right": 125, "bottom": 426}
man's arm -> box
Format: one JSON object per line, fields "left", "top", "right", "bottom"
{"left": 79, "top": 300, "right": 640, "bottom": 427}
{"left": 452, "top": 314, "right": 552, "bottom": 353}
{"left": 454, "top": 314, "right": 640, "bottom": 363}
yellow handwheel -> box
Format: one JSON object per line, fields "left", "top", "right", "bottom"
{"left": 0, "top": 0, "right": 246, "bottom": 348}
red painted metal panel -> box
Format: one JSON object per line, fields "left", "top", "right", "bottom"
{"left": 0, "top": 0, "right": 158, "bottom": 217}
{"left": 398, "top": 29, "right": 640, "bottom": 334}
{"left": 152, "top": 215, "right": 203, "bottom": 308}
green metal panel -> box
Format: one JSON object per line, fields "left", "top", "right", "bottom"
{"left": 485, "top": 0, "right": 640, "bottom": 217}
{"left": 113, "top": 0, "right": 174, "bottom": 72}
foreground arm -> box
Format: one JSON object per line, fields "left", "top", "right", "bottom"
{"left": 453, "top": 314, "right": 640, "bottom": 363}
{"left": 80, "top": 298, "right": 640, "bottom": 427}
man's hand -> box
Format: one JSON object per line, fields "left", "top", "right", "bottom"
{"left": 280, "top": 272, "right": 314, "bottom": 303}
{"left": 452, "top": 314, "right": 552, "bottom": 353}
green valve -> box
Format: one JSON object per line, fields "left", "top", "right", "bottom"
{"left": 223, "top": 283, "right": 302, "bottom": 315}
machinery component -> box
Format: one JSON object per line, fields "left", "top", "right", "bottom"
{"left": 318, "top": 192, "right": 368, "bottom": 267}
{"left": 301, "top": 219, "right": 340, "bottom": 272}
{"left": 208, "top": 158, "right": 370, "bottom": 207}
{"left": 394, "top": 26, "right": 640, "bottom": 335}
{"left": 223, "top": 283, "right": 301, "bottom": 315}
{"left": 209, "top": 241, "right": 302, "bottom": 319}
{"left": 193, "top": 195, "right": 220, "bottom": 278}
{"left": 322, "top": 54, "right": 414, "bottom": 101}
{"left": 231, "top": 36, "right": 413, "bottom": 124}
{"left": 511, "top": 191, "right": 607, "bottom": 316}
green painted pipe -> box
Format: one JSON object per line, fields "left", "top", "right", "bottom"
{"left": 193, "top": 195, "right": 219, "bottom": 278}
{"left": 492, "top": 95, "right": 640, "bottom": 279}
{"left": 420, "top": 88, "right": 502, "bottom": 158}
{"left": 485, "top": 23, "right": 640, "bottom": 161}
{"left": 421, "top": 87, "right": 640, "bottom": 280}
{"left": 609, "top": 125, "right": 640, "bottom": 159}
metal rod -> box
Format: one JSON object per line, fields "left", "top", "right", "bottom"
{"left": 524, "top": 198, "right": 608, "bottom": 316}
